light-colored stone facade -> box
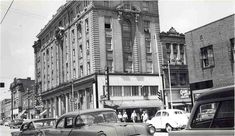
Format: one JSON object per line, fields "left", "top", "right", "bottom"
{"left": 33, "top": 1, "right": 163, "bottom": 118}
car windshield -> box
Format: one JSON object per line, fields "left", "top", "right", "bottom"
{"left": 34, "top": 119, "right": 56, "bottom": 128}
{"left": 76, "top": 111, "right": 118, "bottom": 126}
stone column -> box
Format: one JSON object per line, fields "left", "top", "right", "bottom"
{"left": 177, "top": 44, "right": 181, "bottom": 64}
{"left": 58, "top": 96, "right": 61, "bottom": 116}
{"left": 170, "top": 43, "right": 174, "bottom": 63}
{"left": 65, "top": 93, "right": 69, "bottom": 113}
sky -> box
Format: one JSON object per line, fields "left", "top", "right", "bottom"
{"left": 0, "top": 0, "right": 234, "bottom": 101}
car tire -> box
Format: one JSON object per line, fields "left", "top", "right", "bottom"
{"left": 165, "top": 124, "right": 173, "bottom": 133}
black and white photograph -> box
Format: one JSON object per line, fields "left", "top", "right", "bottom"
{"left": 0, "top": 0, "right": 234, "bottom": 136}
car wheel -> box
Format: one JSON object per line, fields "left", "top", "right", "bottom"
{"left": 165, "top": 124, "right": 173, "bottom": 133}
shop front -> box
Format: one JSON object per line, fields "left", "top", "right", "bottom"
{"left": 165, "top": 88, "right": 192, "bottom": 112}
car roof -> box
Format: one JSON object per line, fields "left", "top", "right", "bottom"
{"left": 157, "top": 109, "right": 184, "bottom": 113}
{"left": 196, "top": 85, "right": 234, "bottom": 101}
{"left": 60, "top": 108, "right": 116, "bottom": 117}
{"left": 23, "top": 118, "right": 56, "bottom": 123}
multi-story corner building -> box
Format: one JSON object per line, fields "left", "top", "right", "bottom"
{"left": 160, "top": 27, "right": 191, "bottom": 112}
{"left": 1, "top": 99, "right": 11, "bottom": 120}
{"left": 9, "top": 77, "right": 35, "bottom": 119}
{"left": 33, "top": 0, "right": 163, "bottom": 119}
{"left": 185, "top": 14, "right": 234, "bottom": 102}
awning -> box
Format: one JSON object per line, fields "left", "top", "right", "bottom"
{"left": 105, "top": 100, "right": 163, "bottom": 109}
{"left": 39, "top": 110, "right": 47, "bottom": 116}
{"left": 18, "top": 110, "right": 26, "bottom": 118}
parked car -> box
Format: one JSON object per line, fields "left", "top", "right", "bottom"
{"left": 4, "top": 120, "right": 11, "bottom": 126}
{"left": 44, "top": 108, "right": 156, "bottom": 136}
{"left": 11, "top": 118, "right": 56, "bottom": 136}
{"left": 0, "top": 120, "right": 4, "bottom": 125}
{"left": 147, "top": 109, "right": 188, "bottom": 132}
{"left": 9, "top": 119, "right": 24, "bottom": 129}
{"left": 169, "top": 86, "right": 234, "bottom": 136}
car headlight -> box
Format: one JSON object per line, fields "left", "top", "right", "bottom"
{"left": 148, "top": 124, "right": 156, "bottom": 135}
{"left": 97, "top": 131, "right": 106, "bottom": 136}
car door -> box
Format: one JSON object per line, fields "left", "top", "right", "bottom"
{"left": 46, "top": 116, "right": 73, "bottom": 136}
{"left": 21, "top": 122, "right": 39, "bottom": 136}
{"left": 160, "top": 111, "right": 169, "bottom": 128}
{"left": 152, "top": 111, "right": 162, "bottom": 129}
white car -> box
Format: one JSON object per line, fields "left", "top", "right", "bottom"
{"left": 147, "top": 109, "right": 189, "bottom": 132}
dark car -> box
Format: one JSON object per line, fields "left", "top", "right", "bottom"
{"left": 11, "top": 118, "right": 56, "bottom": 136}
{"left": 9, "top": 119, "right": 24, "bottom": 129}
{"left": 169, "top": 86, "right": 234, "bottom": 136}
{"left": 44, "top": 108, "right": 156, "bottom": 136}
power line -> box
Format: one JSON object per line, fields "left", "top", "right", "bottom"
{"left": 0, "top": 0, "right": 14, "bottom": 24}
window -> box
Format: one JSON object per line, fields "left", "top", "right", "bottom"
{"left": 150, "top": 86, "right": 158, "bottom": 95}
{"left": 106, "top": 37, "right": 112, "bottom": 50}
{"left": 86, "top": 40, "right": 89, "bottom": 55}
{"left": 57, "top": 118, "right": 65, "bottom": 128}
{"left": 104, "top": 1, "right": 110, "bottom": 7}
{"left": 112, "top": 86, "right": 122, "bottom": 96}
{"left": 200, "top": 45, "right": 214, "bottom": 68}
{"left": 171, "top": 73, "right": 177, "bottom": 86}
{"left": 122, "top": 20, "right": 132, "bottom": 73}
{"left": 162, "top": 111, "right": 169, "bottom": 116}
{"left": 105, "top": 17, "right": 111, "bottom": 29}
{"left": 143, "top": 20, "right": 150, "bottom": 31}
{"left": 191, "top": 102, "right": 219, "bottom": 128}
{"left": 65, "top": 117, "right": 73, "bottom": 128}
{"left": 79, "top": 45, "right": 83, "bottom": 58}
{"left": 132, "top": 86, "right": 139, "bottom": 96}
{"left": 71, "top": 29, "right": 75, "bottom": 44}
{"left": 146, "top": 61, "right": 153, "bottom": 73}
{"left": 145, "top": 33, "right": 151, "bottom": 53}
{"left": 85, "top": 18, "right": 89, "bottom": 33}
{"left": 211, "top": 100, "right": 234, "bottom": 128}
{"left": 179, "top": 73, "right": 187, "bottom": 85}
{"left": 124, "top": 86, "right": 132, "bottom": 96}
{"left": 87, "top": 62, "right": 90, "bottom": 75}
{"left": 142, "top": 1, "right": 149, "bottom": 11}
{"left": 156, "top": 112, "right": 161, "bottom": 117}
{"left": 107, "top": 60, "right": 113, "bottom": 72}
{"left": 77, "top": 24, "right": 82, "bottom": 39}
{"left": 141, "top": 86, "right": 149, "bottom": 96}
{"left": 80, "top": 65, "right": 83, "bottom": 77}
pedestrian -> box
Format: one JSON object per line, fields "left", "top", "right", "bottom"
{"left": 141, "top": 111, "right": 149, "bottom": 123}
{"left": 122, "top": 111, "right": 128, "bottom": 122}
{"left": 117, "top": 112, "right": 123, "bottom": 122}
{"left": 131, "top": 110, "right": 137, "bottom": 123}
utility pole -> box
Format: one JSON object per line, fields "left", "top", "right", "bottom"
{"left": 168, "top": 61, "right": 173, "bottom": 109}
{"left": 27, "top": 88, "right": 30, "bottom": 119}
{"left": 11, "top": 89, "right": 13, "bottom": 121}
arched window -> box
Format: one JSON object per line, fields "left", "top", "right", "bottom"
{"left": 122, "top": 20, "right": 132, "bottom": 73}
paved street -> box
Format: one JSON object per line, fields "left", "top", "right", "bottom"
{"left": 0, "top": 125, "right": 19, "bottom": 136}
{"left": 154, "top": 131, "right": 168, "bottom": 136}
{"left": 0, "top": 125, "right": 169, "bottom": 136}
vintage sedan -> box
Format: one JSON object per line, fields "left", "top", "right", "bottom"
{"left": 44, "top": 108, "right": 155, "bottom": 136}
{"left": 169, "top": 86, "right": 234, "bottom": 136}
{"left": 147, "top": 109, "right": 189, "bottom": 132}
{"left": 11, "top": 118, "right": 56, "bottom": 136}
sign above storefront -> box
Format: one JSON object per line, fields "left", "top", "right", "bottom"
{"left": 180, "top": 89, "right": 190, "bottom": 99}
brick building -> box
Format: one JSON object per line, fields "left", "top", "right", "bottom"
{"left": 185, "top": 14, "right": 234, "bottom": 102}
{"left": 9, "top": 77, "right": 35, "bottom": 119}
{"left": 1, "top": 99, "right": 11, "bottom": 120}
{"left": 160, "top": 27, "right": 191, "bottom": 112}
{"left": 33, "top": 1, "right": 163, "bottom": 118}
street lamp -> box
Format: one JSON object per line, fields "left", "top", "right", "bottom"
{"left": 168, "top": 61, "right": 173, "bottom": 109}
